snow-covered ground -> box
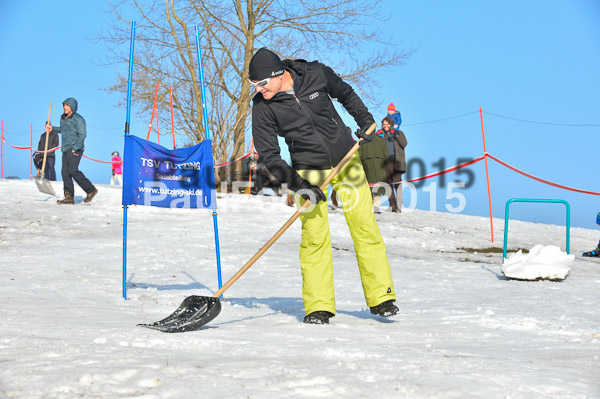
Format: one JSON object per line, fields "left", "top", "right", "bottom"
{"left": 502, "top": 245, "right": 574, "bottom": 281}
{"left": 1, "top": 178, "right": 599, "bottom": 398}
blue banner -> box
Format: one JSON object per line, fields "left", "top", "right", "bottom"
{"left": 122, "top": 136, "right": 216, "bottom": 209}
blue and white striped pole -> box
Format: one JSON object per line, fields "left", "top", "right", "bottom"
{"left": 195, "top": 25, "right": 223, "bottom": 295}
{"left": 123, "top": 21, "right": 136, "bottom": 299}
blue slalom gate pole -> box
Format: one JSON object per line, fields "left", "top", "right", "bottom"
{"left": 123, "top": 21, "right": 136, "bottom": 299}
{"left": 195, "top": 25, "right": 223, "bottom": 295}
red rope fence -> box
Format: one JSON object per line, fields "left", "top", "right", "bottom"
{"left": 214, "top": 152, "right": 251, "bottom": 168}
{"left": 3, "top": 133, "right": 599, "bottom": 197}
{"left": 400, "top": 155, "right": 486, "bottom": 184}
{"left": 485, "top": 152, "right": 600, "bottom": 196}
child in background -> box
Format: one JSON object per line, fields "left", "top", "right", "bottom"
{"left": 385, "top": 102, "right": 402, "bottom": 130}
{"left": 111, "top": 151, "right": 123, "bottom": 185}
{"left": 582, "top": 212, "right": 600, "bottom": 257}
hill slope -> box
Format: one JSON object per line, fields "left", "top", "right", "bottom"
{"left": 1, "top": 179, "right": 599, "bottom": 398}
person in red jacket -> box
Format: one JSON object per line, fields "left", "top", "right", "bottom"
{"left": 110, "top": 151, "right": 123, "bottom": 185}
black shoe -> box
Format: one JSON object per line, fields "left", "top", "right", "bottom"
{"left": 84, "top": 188, "right": 98, "bottom": 203}
{"left": 303, "top": 311, "right": 333, "bottom": 324}
{"left": 582, "top": 249, "right": 600, "bottom": 257}
{"left": 370, "top": 300, "right": 399, "bottom": 317}
{"left": 57, "top": 192, "right": 75, "bottom": 205}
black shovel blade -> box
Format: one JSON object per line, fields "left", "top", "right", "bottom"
{"left": 138, "top": 295, "right": 221, "bottom": 333}
{"left": 34, "top": 176, "right": 56, "bottom": 196}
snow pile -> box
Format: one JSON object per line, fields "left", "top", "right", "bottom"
{"left": 502, "top": 244, "right": 574, "bottom": 281}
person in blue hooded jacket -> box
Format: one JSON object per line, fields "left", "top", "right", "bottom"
{"left": 46, "top": 98, "right": 97, "bottom": 204}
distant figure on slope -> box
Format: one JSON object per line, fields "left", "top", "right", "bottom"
{"left": 249, "top": 47, "right": 398, "bottom": 325}
{"left": 110, "top": 151, "right": 123, "bottom": 185}
{"left": 248, "top": 152, "right": 266, "bottom": 194}
{"left": 34, "top": 122, "right": 59, "bottom": 180}
{"left": 384, "top": 102, "right": 402, "bottom": 130}
{"left": 377, "top": 116, "right": 407, "bottom": 213}
{"left": 582, "top": 212, "right": 600, "bottom": 257}
{"left": 46, "top": 98, "right": 98, "bottom": 205}
{"left": 358, "top": 133, "right": 388, "bottom": 213}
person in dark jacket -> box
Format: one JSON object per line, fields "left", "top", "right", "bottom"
{"left": 249, "top": 48, "right": 398, "bottom": 324}
{"left": 248, "top": 152, "right": 266, "bottom": 194}
{"left": 358, "top": 134, "right": 388, "bottom": 213}
{"left": 34, "top": 122, "right": 59, "bottom": 180}
{"left": 46, "top": 98, "right": 97, "bottom": 204}
{"left": 377, "top": 117, "right": 407, "bottom": 213}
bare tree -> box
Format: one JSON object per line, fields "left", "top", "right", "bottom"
{"left": 101, "top": 0, "right": 413, "bottom": 187}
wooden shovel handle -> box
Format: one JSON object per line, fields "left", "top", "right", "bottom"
{"left": 40, "top": 103, "right": 52, "bottom": 175}
{"left": 212, "top": 123, "right": 377, "bottom": 298}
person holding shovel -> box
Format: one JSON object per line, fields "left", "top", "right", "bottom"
{"left": 46, "top": 98, "right": 97, "bottom": 205}
{"left": 249, "top": 48, "right": 398, "bottom": 324}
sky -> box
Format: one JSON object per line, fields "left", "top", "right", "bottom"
{"left": 1, "top": 178, "right": 599, "bottom": 397}
{"left": 0, "top": 1, "right": 599, "bottom": 231}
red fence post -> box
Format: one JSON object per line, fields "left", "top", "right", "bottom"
{"left": 147, "top": 82, "right": 159, "bottom": 141}
{"left": 170, "top": 85, "right": 176, "bottom": 149}
{"left": 480, "top": 107, "right": 494, "bottom": 242}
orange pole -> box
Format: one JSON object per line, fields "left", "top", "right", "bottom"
{"left": 480, "top": 106, "right": 494, "bottom": 242}
{"left": 147, "top": 82, "right": 159, "bottom": 141}
{"left": 170, "top": 85, "right": 176, "bottom": 149}
{"left": 156, "top": 104, "right": 160, "bottom": 145}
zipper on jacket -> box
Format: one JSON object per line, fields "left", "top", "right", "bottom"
{"left": 292, "top": 93, "right": 335, "bottom": 168}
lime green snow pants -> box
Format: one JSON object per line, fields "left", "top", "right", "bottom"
{"left": 296, "top": 153, "right": 396, "bottom": 316}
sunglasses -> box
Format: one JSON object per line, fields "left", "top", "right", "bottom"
{"left": 248, "top": 77, "right": 272, "bottom": 88}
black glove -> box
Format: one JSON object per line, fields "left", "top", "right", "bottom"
{"left": 355, "top": 123, "right": 375, "bottom": 146}
{"left": 294, "top": 178, "right": 326, "bottom": 204}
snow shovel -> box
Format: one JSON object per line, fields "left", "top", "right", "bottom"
{"left": 34, "top": 103, "right": 56, "bottom": 196}
{"left": 139, "top": 123, "right": 377, "bottom": 333}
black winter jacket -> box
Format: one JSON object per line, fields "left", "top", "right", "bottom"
{"left": 251, "top": 59, "right": 374, "bottom": 190}
{"left": 36, "top": 131, "right": 59, "bottom": 158}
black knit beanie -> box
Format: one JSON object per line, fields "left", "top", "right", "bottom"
{"left": 249, "top": 48, "right": 284, "bottom": 81}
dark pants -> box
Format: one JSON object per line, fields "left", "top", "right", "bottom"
{"left": 385, "top": 159, "right": 404, "bottom": 210}
{"left": 385, "top": 159, "right": 398, "bottom": 210}
{"left": 44, "top": 157, "right": 56, "bottom": 181}
{"left": 252, "top": 164, "right": 266, "bottom": 194}
{"left": 61, "top": 150, "right": 95, "bottom": 195}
